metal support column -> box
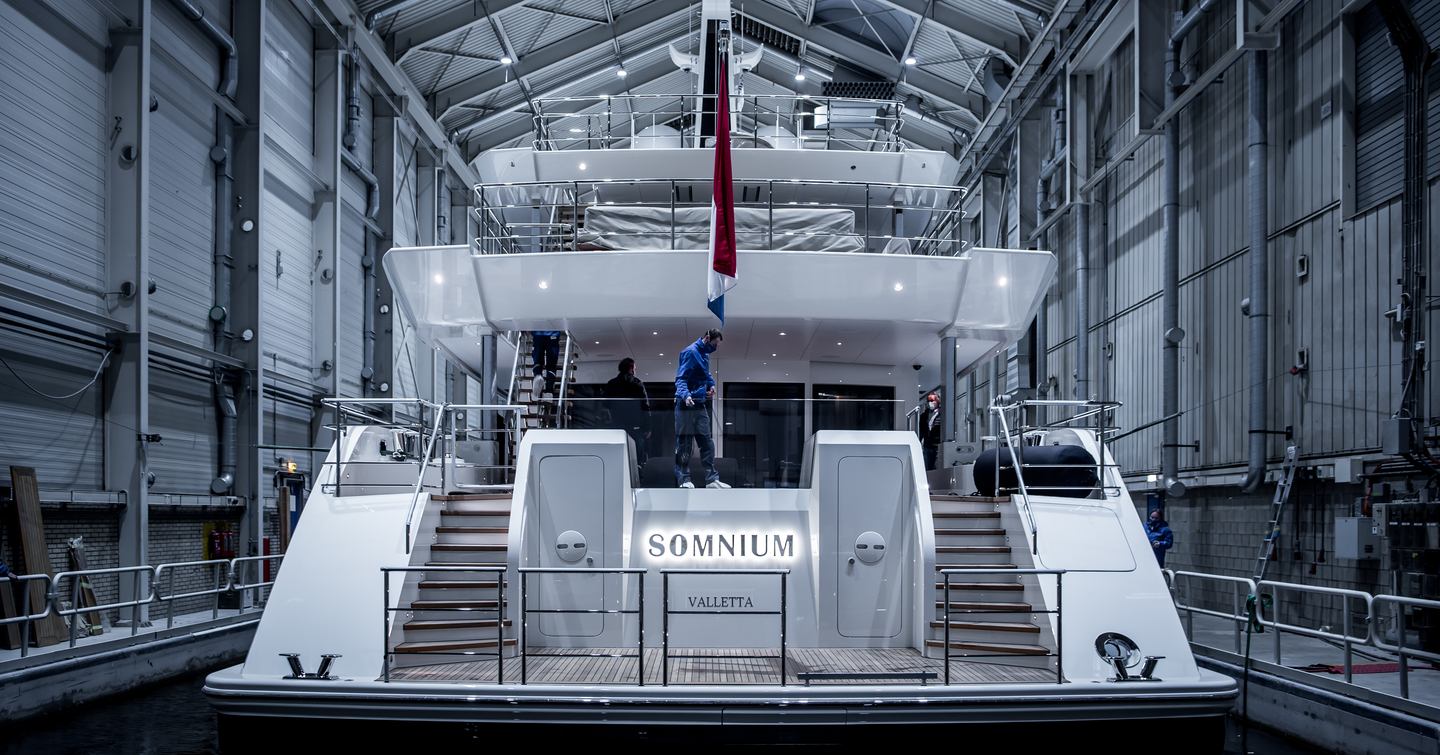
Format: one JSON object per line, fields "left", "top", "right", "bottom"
{"left": 449, "top": 176, "right": 474, "bottom": 246}
{"left": 941, "top": 335, "right": 957, "bottom": 465}
{"left": 372, "top": 107, "right": 398, "bottom": 405}
{"left": 311, "top": 37, "right": 344, "bottom": 465}
{"left": 103, "top": 0, "right": 153, "bottom": 623}
{"left": 230, "top": 0, "right": 270, "bottom": 558}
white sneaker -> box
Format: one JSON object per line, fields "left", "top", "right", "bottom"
{"left": 530, "top": 374, "right": 545, "bottom": 398}
{"left": 679, "top": 481, "right": 695, "bottom": 489}
{"left": 705, "top": 480, "right": 731, "bottom": 489}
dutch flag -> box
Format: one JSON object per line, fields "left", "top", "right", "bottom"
{"left": 707, "top": 55, "right": 737, "bottom": 324}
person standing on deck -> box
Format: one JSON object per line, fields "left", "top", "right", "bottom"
{"left": 606, "top": 357, "right": 651, "bottom": 467}
{"left": 919, "top": 392, "right": 943, "bottom": 471}
{"left": 674, "top": 329, "right": 729, "bottom": 489}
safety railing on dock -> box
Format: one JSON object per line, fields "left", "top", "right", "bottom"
{"left": 1, "top": 554, "right": 284, "bottom": 656}
{"left": 1169, "top": 569, "right": 1440, "bottom": 709}
{"left": 473, "top": 177, "right": 967, "bottom": 257}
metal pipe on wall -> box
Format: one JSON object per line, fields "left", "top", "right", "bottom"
{"left": 163, "top": 0, "right": 241, "bottom": 495}
{"left": 1241, "top": 50, "right": 1270, "bottom": 492}
{"left": 343, "top": 49, "right": 383, "bottom": 395}
{"left": 1074, "top": 202, "right": 1091, "bottom": 401}
{"left": 1159, "top": 0, "right": 1220, "bottom": 498}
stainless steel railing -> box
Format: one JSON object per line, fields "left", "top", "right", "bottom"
{"left": 660, "top": 568, "right": 789, "bottom": 686}
{"left": 1, "top": 554, "right": 284, "bottom": 656}
{"left": 1170, "top": 569, "right": 1440, "bottom": 705}
{"left": 939, "top": 567, "right": 1065, "bottom": 685}
{"left": 380, "top": 565, "right": 507, "bottom": 683}
{"left": 518, "top": 567, "right": 647, "bottom": 686}
{"left": 529, "top": 94, "right": 906, "bottom": 152}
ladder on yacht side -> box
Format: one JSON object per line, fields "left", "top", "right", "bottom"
{"left": 1251, "top": 444, "right": 1300, "bottom": 583}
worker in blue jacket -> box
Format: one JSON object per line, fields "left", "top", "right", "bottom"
{"left": 674, "top": 329, "right": 730, "bottom": 489}
{"left": 1145, "top": 509, "right": 1174, "bottom": 567}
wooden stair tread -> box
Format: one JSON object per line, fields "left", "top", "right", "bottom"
{"left": 932, "top": 495, "right": 1010, "bottom": 503}
{"left": 936, "top": 545, "right": 1012, "bottom": 553}
{"left": 425, "top": 561, "right": 507, "bottom": 568}
{"left": 435, "top": 526, "right": 508, "bottom": 534}
{"left": 441, "top": 509, "right": 511, "bottom": 516}
{"left": 932, "top": 511, "right": 1001, "bottom": 519}
{"left": 929, "top": 620, "right": 1040, "bottom": 633}
{"left": 934, "top": 528, "right": 1007, "bottom": 536}
{"left": 925, "top": 639, "right": 1050, "bottom": 656}
{"left": 394, "top": 638, "right": 517, "bottom": 653}
{"left": 935, "top": 601, "right": 1033, "bottom": 612}
{"left": 934, "top": 581, "right": 1024, "bottom": 591}
{"left": 432, "top": 543, "right": 507, "bottom": 552}
{"left": 403, "top": 618, "right": 512, "bottom": 630}
{"left": 418, "top": 580, "right": 502, "bottom": 590}
{"left": 433, "top": 494, "right": 511, "bottom": 502}
{"left": 410, "top": 599, "right": 506, "bottom": 609}
{"left": 935, "top": 563, "right": 1017, "bottom": 569}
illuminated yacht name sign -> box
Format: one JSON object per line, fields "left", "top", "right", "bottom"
{"left": 646, "top": 532, "right": 796, "bottom": 560}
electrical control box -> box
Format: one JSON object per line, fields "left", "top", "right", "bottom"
{"left": 1335, "top": 516, "right": 1380, "bottom": 560}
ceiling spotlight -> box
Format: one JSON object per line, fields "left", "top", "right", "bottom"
{"left": 893, "top": 282, "right": 904, "bottom": 292}
{"left": 500, "top": 55, "right": 513, "bottom": 65}
{"left": 652, "top": 330, "right": 658, "bottom": 336}
{"left": 836, "top": 341, "right": 843, "bottom": 346}
{"left": 779, "top": 331, "right": 786, "bottom": 336}
{"left": 568, "top": 127, "right": 584, "bottom": 133}
{"left": 538, "top": 280, "right": 549, "bottom": 289}
{"left": 594, "top": 340, "right": 600, "bottom": 345}
{"left": 771, "top": 353, "right": 777, "bottom": 357}
{"left": 997, "top": 276, "right": 1009, "bottom": 287}
{"left": 794, "top": 66, "right": 806, "bottom": 82}
{"left": 578, "top": 162, "right": 587, "bottom": 171}
{"left": 616, "top": 67, "right": 628, "bottom": 78}
{"left": 432, "top": 273, "right": 444, "bottom": 284}
{"left": 904, "top": 56, "right": 917, "bottom": 66}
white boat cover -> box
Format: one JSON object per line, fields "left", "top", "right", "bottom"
{"left": 576, "top": 205, "right": 866, "bottom": 253}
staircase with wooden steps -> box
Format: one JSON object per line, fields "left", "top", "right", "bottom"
{"left": 389, "top": 494, "right": 514, "bottom": 668}
{"left": 925, "top": 495, "right": 1055, "bottom": 666}
{"left": 509, "top": 331, "right": 581, "bottom": 431}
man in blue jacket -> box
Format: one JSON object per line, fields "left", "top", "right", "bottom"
{"left": 674, "top": 329, "right": 730, "bottom": 489}
{"left": 1145, "top": 509, "right": 1174, "bottom": 567}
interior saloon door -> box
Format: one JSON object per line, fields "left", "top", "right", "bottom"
{"left": 836, "top": 456, "right": 906, "bottom": 638}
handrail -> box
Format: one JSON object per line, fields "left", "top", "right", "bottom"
{"left": 52, "top": 565, "right": 156, "bottom": 646}
{"left": 939, "top": 568, "right": 1064, "bottom": 685}
{"left": 1256, "top": 579, "right": 1373, "bottom": 684}
{"left": 659, "top": 568, "right": 789, "bottom": 686}
{"left": 991, "top": 406, "right": 1039, "bottom": 556}
{"left": 0, "top": 573, "right": 51, "bottom": 658}
{"left": 1170, "top": 571, "right": 1257, "bottom": 654}
{"left": 153, "top": 558, "right": 231, "bottom": 629}
{"left": 1372, "top": 595, "right": 1440, "bottom": 699}
{"left": 402, "top": 401, "right": 449, "bottom": 554}
{"left": 557, "top": 336, "right": 573, "bottom": 427}
{"left": 518, "top": 567, "right": 647, "bottom": 685}
{"left": 380, "top": 565, "right": 506, "bottom": 683}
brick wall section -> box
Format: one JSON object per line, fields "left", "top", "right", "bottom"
{"left": 1133, "top": 481, "right": 1386, "bottom": 632}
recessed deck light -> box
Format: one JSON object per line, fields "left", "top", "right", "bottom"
{"left": 538, "top": 280, "right": 549, "bottom": 289}
{"left": 432, "top": 273, "right": 444, "bottom": 284}
{"left": 893, "top": 282, "right": 904, "bottom": 291}
{"left": 578, "top": 162, "right": 587, "bottom": 171}
{"left": 997, "top": 276, "right": 1008, "bottom": 287}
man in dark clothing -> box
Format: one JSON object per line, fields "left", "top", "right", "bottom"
{"left": 605, "top": 357, "right": 650, "bottom": 466}
{"left": 531, "top": 331, "right": 561, "bottom": 397}
{"left": 1145, "top": 509, "right": 1175, "bottom": 567}
{"left": 918, "top": 392, "right": 943, "bottom": 470}
{"left": 674, "top": 329, "right": 729, "bottom": 489}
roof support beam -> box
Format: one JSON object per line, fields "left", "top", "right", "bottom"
{"left": 881, "top": 0, "right": 1024, "bottom": 67}
{"left": 461, "top": 45, "right": 680, "bottom": 156}
{"left": 390, "top": 0, "right": 530, "bottom": 63}
{"left": 741, "top": 1, "right": 984, "bottom": 126}
{"left": 432, "top": 0, "right": 685, "bottom": 119}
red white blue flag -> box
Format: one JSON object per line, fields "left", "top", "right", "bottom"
{"left": 707, "top": 55, "right": 737, "bottom": 323}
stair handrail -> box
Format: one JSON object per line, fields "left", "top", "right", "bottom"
{"left": 557, "top": 333, "right": 574, "bottom": 427}
{"left": 403, "top": 401, "right": 450, "bottom": 555}
{"left": 991, "top": 405, "right": 1040, "bottom": 556}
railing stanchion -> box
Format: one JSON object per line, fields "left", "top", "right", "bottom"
{"left": 943, "top": 573, "right": 951, "bottom": 685}
{"left": 382, "top": 570, "right": 391, "bottom": 683}
{"left": 520, "top": 570, "right": 528, "bottom": 685}
{"left": 661, "top": 571, "right": 669, "bottom": 686}
{"left": 637, "top": 572, "right": 646, "bottom": 686}
{"left": 1055, "top": 572, "right": 1064, "bottom": 684}
{"left": 497, "top": 569, "right": 506, "bottom": 684}
{"left": 779, "top": 572, "right": 787, "bottom": 687}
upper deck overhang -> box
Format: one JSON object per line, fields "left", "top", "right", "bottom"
{"left": 385, "top": 246, "right": 1055, "bottom": 375}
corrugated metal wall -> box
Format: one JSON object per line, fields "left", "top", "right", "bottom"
{"left": 0, "top": 1, "right": 108, "bottom": 313}
{"left": 149, "top": 0, "right": 223, "bottom": 348}
{"left": 261, "top": 0, "right": 316, "bottom": 385}
{"left": 1043, "top": 0, "right": 1410, "bottom": 477}
{"left": 0, "top": 1, "right": 109, "bottom": 492}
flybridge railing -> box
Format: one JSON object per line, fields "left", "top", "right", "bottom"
{"left": 472, "top": 178, "right": 967, "bottom": 257}
{"left": 529, "top": 94, "right": 906, "bottom": 153}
